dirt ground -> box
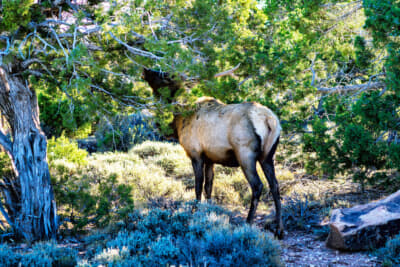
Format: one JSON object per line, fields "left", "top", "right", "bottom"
{"left": 280, "top": 231, "right": 380, "bottom": 267}
{"left": 250, "top": 175, "right": 386, "bottom": 267}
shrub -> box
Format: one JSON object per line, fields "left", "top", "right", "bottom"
{"left": 376, "top": 233, "right": 400, "bottom": 267}
{"left": 47, "top": 135, "right": 88, "bottom": 165}
{"left": 0, "top": 244, "right": 19, "bottom": 267}
{"left": 96, "top": 113, "right": 160, "bottom": 152}
{"left": 130, "top": 141, "right": 181, "bottom": 158}
{"left": 52, "top": 163, "right": 135, "bottom": 233}
{"left": 281, "top": 194, "right": 326, "bottom": 232}
{"left": 0, "top": 242, "right": 77, "bottom": 267}
{"left": 92, "top": 202, "right": 283, "bottom": 266}
{"left": 38, "top": 90, "right": 92, "bottom": 138}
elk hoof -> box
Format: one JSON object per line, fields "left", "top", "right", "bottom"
{"left": 191, "top": 200, "right": 200, "bottom": 213}
{"left": 275, "top": 228, "right": 284, "bottom": 240}
{"left": 264, "top": 220, "right": 284, "bottom": 239}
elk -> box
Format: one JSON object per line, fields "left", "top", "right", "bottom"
{"left": 142, "top": 67, "right": 284, "bottom": 238}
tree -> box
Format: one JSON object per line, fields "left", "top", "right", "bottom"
{"left": 0, "top": 0, "right": 145, "bottom": 241}
{"left": 0, "top": 0, "right": 280, "bottom": 241}
{"left": 290, "top": 0, "right": 400, "bottom": 185}
{"left": 2, "top": 0, "right": 396, "bottom": 241}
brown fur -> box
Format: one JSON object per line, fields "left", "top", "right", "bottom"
{"left": 175, "top": 97, "right": 280, "bottom": 164}
{"left": 174, "top": 97, "right": 284, "bottom": 238}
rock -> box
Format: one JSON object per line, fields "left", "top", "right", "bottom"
{"left": 326, "top": 190, "right": 400, "bottom": 251}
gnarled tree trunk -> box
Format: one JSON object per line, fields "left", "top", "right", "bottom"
{"left": 0, "top": 66, "right": 57, "bottom": 241}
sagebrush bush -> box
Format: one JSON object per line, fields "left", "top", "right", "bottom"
{"left": 50, "top": 140, "right": 291, "bottom": 234}
{"left": 92, "top": 202, "right": 283, "bottom": 267}
{"left": 130, "top": 141, "right": 182, "bottom": 158}
{"left": 0, "top": 242, "right": 77, "bottom": 267}
{"left": 281, "top": 194, "right": 327, "bottom": 232}
{"left": 51, "top": 158, "right": 135, "bottom": 233}
{"left": 51, "top": 143, "right": 192, "bottom": 232}
{"left": 376, "top": 233, "right": 400, "bottom": 267}
{"left": 0, "top": 244, "right": 19, "bottom": 266}
{"left": 96, "top": 113, "right": 159, "bottom": 152}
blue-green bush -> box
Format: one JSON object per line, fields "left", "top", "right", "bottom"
{"left": 93, "top": 202, "right": 283, "bottom": 266}
{"left": 96, "top": 113, "right": 160, "bottom": 152}
{"left": 376, "top": 233, "right": 400, "bottom": 266}
{"left": 0, "top": 245, "right": 19, "bottom": 266}
{"left": 280, "top": 193, "right": 330, "bottom": 237}
{"left": 0, "top": 242, "right": 77, "bottom": 267}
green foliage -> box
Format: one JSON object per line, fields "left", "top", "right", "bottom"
{"left": 52, "top": 166, "right": 134, "bottom": 233}
{"left": 0, "top": 242, "right": 77, "bottom": 267}
{"left": 47, "top": 135, "right": 88, "bottom": 165}
{"left": 0, "top": 0, "right": 35, "bottom": 32}
{"left": 363, "top": 0, "right": 400, "bottom": 45}
{"left": 303, "top": 91, "right": 400, "bottom": 185}
{"left": 303, "top": 118, "right": 338, "bottom": 178}
{"left": 376, "top": 233, "right": 400, "bottom": 267}
{"left": 302, "top": 0, "right": 400, "bottom": 187}
{"left": 0, "top": 151, "right": 13, "bottom": 178}
{"left": 37, "top": 87, "right": 92, "bottom": 138}
{"left": 354, "top": 36, "right": 374, "bottom": 69}
{"left": 92, "top": 202, "right": 283, "bottom": 266}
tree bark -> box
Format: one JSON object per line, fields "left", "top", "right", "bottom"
{"left": 0, "top": 66, "right": 57, "bottom": 241}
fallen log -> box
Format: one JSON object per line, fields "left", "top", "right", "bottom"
{"left": 326, "top": 190, "right": 400, "bottom": 251}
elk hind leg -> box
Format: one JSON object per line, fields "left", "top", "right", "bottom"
{"left": 238, "top": 151, "right": 263, "bottom": 224}
{"left": 260, "top": 139, "right": 284, "bottom": 238}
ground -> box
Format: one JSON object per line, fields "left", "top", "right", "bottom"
{"left": 1, "top": 141, "right": 396, "bottom": 265}
{"left": 281, "top": 231, "right": 380, "bottom": 267}
{"left": 260, "top": 173, "right": 385, "bottom": 267}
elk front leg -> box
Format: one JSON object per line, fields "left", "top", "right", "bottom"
{"left": 191, "top": 158, "right": 205, "bottom": 201}
{"left": 204, "top": 163, "right": 214, "bottom": 200}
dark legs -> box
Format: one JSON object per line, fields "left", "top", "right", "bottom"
{"left": 190, "top": 143, "right": 283, "bottom": 239}
{"left": 192, "top": 158, "right": 214, "bottom": 201}
{"left": 237, "top": 152, "right": 264, "bottom": 224}
{"left": 191, "top": 158, "right": 204, "bottom": 200}
{"left": 260, "top": 159, "right": 283, "bottom": 238}
{"left": 204, "top": 163, "right": 214, "bottom": 200}
{"left": 260, "top": 139, "right": 284, "bottom": 239}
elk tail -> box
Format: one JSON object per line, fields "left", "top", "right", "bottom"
{"left": 249, "top": 105, "right": 281, "bottom": 161}
{"left": 263, "top": 114, "right": 281, "bottom": 161}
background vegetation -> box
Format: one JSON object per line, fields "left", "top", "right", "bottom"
{"left": 0, "top": 0, "right": 399, "bottom": 265}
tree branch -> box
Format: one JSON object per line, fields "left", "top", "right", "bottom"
{"left": 214, "top": 63, "right": 241, "bottom": 78}
{"left": 108, "top": 31, "right": 163, "bottom": 60}
{"left": 335, "top": 3, "right": 363, "bottom": 22}
{"left": 0, "top": 36, "right": 10, "bottom": 57}
{"left": 318, "top": 81, "right": 386, "bottom": 93}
